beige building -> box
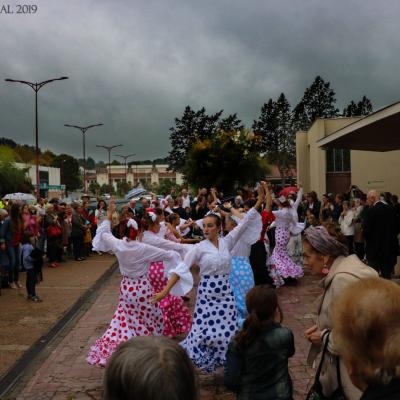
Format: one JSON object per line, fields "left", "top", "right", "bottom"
{"left": 296, "top": 102, "right": 400, "bottom": 197}
{"left": 86, "top": 164, "right": 184, "bottom": 190}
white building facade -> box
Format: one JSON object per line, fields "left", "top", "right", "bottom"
{"left": 86, "top": 164, "right": 184, "bottom": 190}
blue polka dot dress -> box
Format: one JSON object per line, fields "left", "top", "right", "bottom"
{"left": 229, "top": 256, "right": 255, "bottom": 326}
{"left": 169, "top": 208, "right": 262, "bottom": 373}
{"left": 181, "top": 274, "right": 238, "bottom": 372}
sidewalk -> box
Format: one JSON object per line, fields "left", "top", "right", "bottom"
{"left": 12, "top": 268, "right": 321, "bottom": 400}
{"left": 0, "top": 254, "right": 116, "bottom": 379}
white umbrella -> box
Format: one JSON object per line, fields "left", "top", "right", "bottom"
{"left": 3, "top": 193, "right": 36, "bottom": 201}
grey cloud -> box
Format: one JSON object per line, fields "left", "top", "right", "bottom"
{"left": 1, "top": 0, "right": 400, "bottom": 161}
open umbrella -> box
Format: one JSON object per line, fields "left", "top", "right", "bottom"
{"left": 279, "top": 187, "right": 299, "bottom": 197}
{"left": 3, "top": 193, "right": 36, "bottom": 201}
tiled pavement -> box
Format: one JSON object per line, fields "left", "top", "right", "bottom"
{"left": 14, "top": 268, "right": 321, "bottom": 400}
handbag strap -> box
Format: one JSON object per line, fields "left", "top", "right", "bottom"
{"left": 336, "top": 354, "right": 344, "bottom": 391}
{"left": 314, "top": 330, "right": 331, "bottom": 381}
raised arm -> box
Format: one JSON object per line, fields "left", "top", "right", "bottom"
{"left": 223, "top": 186, "right": 264, "bottom": 251}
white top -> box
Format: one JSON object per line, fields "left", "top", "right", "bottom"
{"left": 92, "top": 220, "right": 192, "bottom": 296}
{"left": 178, "top": 218, "right": 190, "bottom": 237}
{"left": 339, "top": 210, "right": 355, "bottom": 236}
{"left": 170, "top": 208, "right": 261, "bottom": 285}
{"left": 272, "top": 207, "right": 297, "bottom": 229}
{"left": 181, "top": 195, "right": 191, "bottom": 209}
{"left": 141, "top": 230, "right": 193, "bottom": 258}
{"left": 156, "top": 221, "right": 168, "bottom": 239}
{"left": 230, "top": 211, "right": 262, "bottom": 257}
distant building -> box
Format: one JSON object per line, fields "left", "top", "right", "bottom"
{"left": 15, "top": 162, "right": 63, "bottom": 198}
{"left": 86, "top": 164, "right": 184, "bottom": 190}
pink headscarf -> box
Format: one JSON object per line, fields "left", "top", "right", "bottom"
{"left": 303, "top": 225, "right": 349, "bottom": 257}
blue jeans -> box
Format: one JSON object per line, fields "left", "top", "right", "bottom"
{"left": 7, "top": 244, "right": 20, "bottom": 283}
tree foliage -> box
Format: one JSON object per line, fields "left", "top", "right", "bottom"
{"left": 252, "top": 93, "right": 295, "bottom": 184}
{"left": 182, "top": 130, "right": 269, "bottom": 194}
{"left": 0, "top": 161, "right": 33, "bottom": 195}
{"left": 167, "top": 106, "right": 244, "bottom": 172}
{"left": 342, "top": 95, "right": 373, "bottom": 117}
{"left": 293, "top": 76, "right": 339, "bottom": 131}
{"left": 52, "top": 154, "right": 81, "bottom": 191}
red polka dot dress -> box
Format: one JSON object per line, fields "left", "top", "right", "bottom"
{"left": 86, "top": 220, "right": 183, "bottom": 367}
{"left": 86, "top": 275, "right": 164, "bottom": 367}
{"left": 148, "top": 261, "right": 192, "bottom": 337}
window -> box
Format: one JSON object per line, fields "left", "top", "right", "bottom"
{"left": 326, "top": 149, "right": 351, "bottom": 172}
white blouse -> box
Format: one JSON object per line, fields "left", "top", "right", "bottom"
{"left": 230, "top": 210, "right": 262, "bottom": 257}
{"left": 141, "top": 230, "right": 193, "bottom": 259}
{"left": 92, "top": 221, "right": 192, "bottom": 295}
{"left": 272, "top": 207, "right": 297, "bottom": 229}
{"left": 170, "top": 208, "right": 261, "bottom": 282}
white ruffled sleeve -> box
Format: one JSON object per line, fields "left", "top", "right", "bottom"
{"left": 92, "top": 220, "right": 120, "bottom": 253}
{"left": 223, "top": 208, "right": 262, "bottom": 251}
{"left": 167, "top": 245, "right": 200, "bottom": 296}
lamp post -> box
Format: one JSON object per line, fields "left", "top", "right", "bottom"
{"left": 116, "top": 153, "right": 135, "bottom": 184}
{"left": 96, "top": 144, "right": 123, "bottom": 192}
{"left": 5, "top": 76, "right": 69, "bottom": 199}
{"left": 64, "top": 123, "right": 103, "bottom": 193}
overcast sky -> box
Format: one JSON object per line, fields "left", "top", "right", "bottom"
{"left": 1, "top": 0, "right": 400, "bottom": 162}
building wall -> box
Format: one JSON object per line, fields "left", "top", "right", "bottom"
{"left": 295, "top": 117, "right": 400, "bottom": 197}
{"left": 351, "top": 150, "right": 400, "bottom": 194}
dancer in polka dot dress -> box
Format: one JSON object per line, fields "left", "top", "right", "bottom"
{"left": 223, "top": 208, "right": 261, "bottom": 327}
{"left": 153, "top": 187, "right": 265, "bottom": 373}
{"left": 86, "top": 202, "right": 192, "bottom": 367}
{"left": 140, "top": 212, "right": 193, "bottom": 337}
{"left": 269, "top": 190, "right": 304, "bottom": 287}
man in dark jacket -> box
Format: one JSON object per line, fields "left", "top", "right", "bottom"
{"left": 363, "top": 190, "right": 398, "bottom": 279}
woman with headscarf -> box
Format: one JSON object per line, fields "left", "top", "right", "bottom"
{"left": 303, "top": 223, "right": 378, "bottom": 399}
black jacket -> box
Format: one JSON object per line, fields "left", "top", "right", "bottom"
{"left": 363, "top": 201, "right": 397, "bottom": 266}
{"left": 224, "top": 323, "right": 295, "bottom": 400}
{"left": 361, "top": 379, "right": 400, "bottom": 400}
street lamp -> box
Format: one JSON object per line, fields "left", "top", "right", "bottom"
{"left": 116, "top": 153, "right": 135, "bottom": 184}
{"left": 5, "top": 76, "right": 69, "bottom": 199}
{"left": 96, "top": 144, "right": 123, "bottom": 192}
{"left": 64, "top": 123, "right": 103, "bottom": 193}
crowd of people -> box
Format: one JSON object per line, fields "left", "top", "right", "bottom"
{"left": 1, "top": 181, "right": 400, "bottom": 399}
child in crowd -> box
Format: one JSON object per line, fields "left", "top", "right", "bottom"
{"left": 21, "top": 232, "right": 42, "bottom": 302}
{"left": 224, "top": 285, "right": 295, "bottom": 400}
{"left": 103, "top": 336, "right": 199, "bottom": 400}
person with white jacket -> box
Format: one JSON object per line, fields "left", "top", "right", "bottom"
{"left": 338, "top": 200, "right": 355, "bottom": 254}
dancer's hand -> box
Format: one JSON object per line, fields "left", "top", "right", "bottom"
{"left": 151, "top": 290, "right": 168, "bottom": 303}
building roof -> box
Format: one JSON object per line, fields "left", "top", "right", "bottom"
{"left": 317, "top": 101, "right": 400, "bottom": 151}
{"left": 265, "top": 165, "right": 297, "bottom": 180}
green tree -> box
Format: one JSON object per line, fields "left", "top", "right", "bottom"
{"left": 14, "top": 145, "right": 35, "bottom": 163}
{"left": 100, "top": 183, "right": 115, "bottom": 195}
{"left": 116, "top": 180, "right": 130, "bottom": 197}
{"left": 252, "top": 93, "right": 295, "bottom": 185}
{"left": 167, "top": 106, "right": 225, "bottom": 172}
{"left": 0, "top": 146, "right": 33, "bottom": 196}
{"left": 86, "top": 157, "right": 96, "bottom": 170}
{"left": 182, "top": 130, "right": 269, "bottom": 194}
{"left": 293, "top": 76, "right": 339, "bottom": 131}
{"left": 343, "top": 96, "right": 373, "bottom": 116}
{"left": 52, "top": 154, "right": 81, "bottom": 191}
{"left": 40, "top": 149, "right": 56, "bottom": 167}
{"left": 88, "top": 181, "right": 100, "bottom": 196}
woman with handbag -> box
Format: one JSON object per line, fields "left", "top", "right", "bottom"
{"left": 44, "top": 204, "right": 63, "bottom": 268}
{"left": 303, "top": 223, "right": 378, "bottom": 399}
{"left": 71, "top": 204, "right": 87, "bottom": 261}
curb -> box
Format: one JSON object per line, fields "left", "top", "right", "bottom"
{"left": 0, "top": 260, "right": 119, "bottom": 398}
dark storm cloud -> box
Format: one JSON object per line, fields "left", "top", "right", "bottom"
{"left": 1, "top": 0, "right": 400, "bottom": 161}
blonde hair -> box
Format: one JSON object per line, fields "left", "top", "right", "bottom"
{"left": 333, "top": 278, "right": 400, "bottom": 385}
{"left": 104, "top": 336, "right": 199, "bottom": 400}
